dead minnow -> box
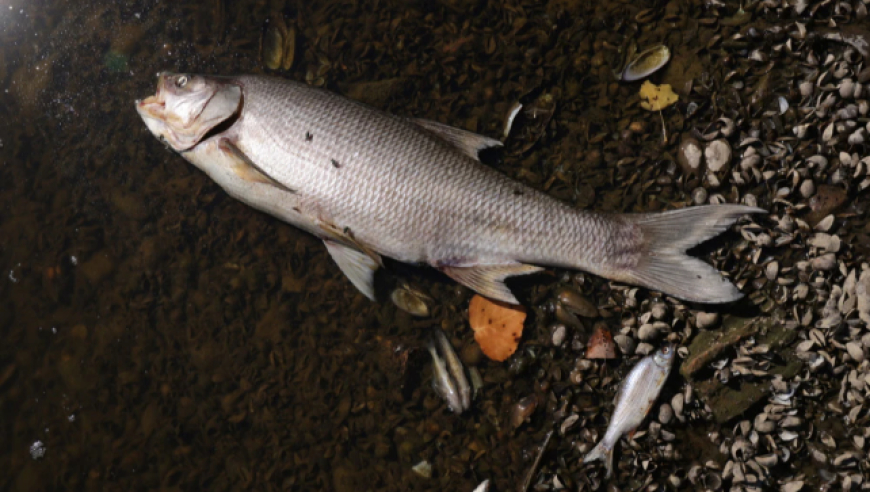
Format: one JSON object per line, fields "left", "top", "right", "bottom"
{"left": 583, "top": 344, "right": 675, "bottom": 478}
{"left": 135, "top": 73, "right": 763, "bottom": 304}
{"left": 427, "top": 328, "right": 471, "bottom": 413}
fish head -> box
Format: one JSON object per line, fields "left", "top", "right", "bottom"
{"left": 653, "top": 343, "right": 676, "bottom": 368}
{"left": 135, "top": 72, "right": 242, "bottom": 152}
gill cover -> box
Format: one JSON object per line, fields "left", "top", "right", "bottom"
{"left": 136, "top": 73, "right": 242, "bottom": 151}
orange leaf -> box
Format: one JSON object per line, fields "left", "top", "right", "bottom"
{"left": 468, "top": 294, "right": 526, "bottom": 362}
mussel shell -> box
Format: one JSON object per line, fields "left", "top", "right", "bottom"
{"left": 622, "top": 45, "right": 671, "bottom": 82}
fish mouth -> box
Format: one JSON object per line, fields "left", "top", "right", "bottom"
{"left": 135, "top": 72, "right": 170, "bottom": 119}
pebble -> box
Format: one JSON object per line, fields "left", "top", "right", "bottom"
{"left": 811, "top": 253, "right": 837, "bottom": 271}
{"left": 551, "top": 324, "right": 566, "bottom": 347}
{"left": 614, "top": 334, "right": 636, "bottom": 355}
{"left": 695, "top": 312, "right": 720, "bottom": 329}
{"left": 635, "top": 342, "right": 654, "bottom": 355}
{"left": 846, "top": 341, "right": 865, "bottom": 362}
{"left": 692, "top": 187, "right": 708, "bottom": 205}
{"left": 638, "top": 323, "right": 659, "bottom": 341}
{"left": 799, "top": 179, "right": 815, "bottom": 198}
{"left": 650, "top": 302, "right": 668, "bottom": 320}
{"left": 839, "top": 78, "right": 855, "bottom": 98}
{"left": 658, "top": 403, "right": 674, "bottom": 424}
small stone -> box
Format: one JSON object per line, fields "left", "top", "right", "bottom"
{"left": 411, "top": 460, "right": 432, "bottom": 478}
{"left": 614, "top": 334, "right": 636, "bottom": 355}
{"left": 658, "top": 403, "right": 674, "bottom": 424}
{"left": 638, "top": 323, "right": 659, "bottom": 341}
{"left": 692, "top": 187, "right": 708, "bottom": 205}
{"left": 695, "top": 312, "right": 720, "bottom": 329}
{"left": 846, "top": 342, "right": 865, "bottom": 362}
{"left": 635, "top": 342, "right": 654, "bottom": 355}
{"left": 811, "top": 253, "right": 837, "bottom": 271}
{"left": 840, "top": 78, "right": 855, "bottom": 98}
{"left": 799, "top": 179, "right": 815, "bottom": 198}
{"left": 650, "top": 302, "right": 668, "bottom": 320}
{"left": 551, "top": 324, "right": 566, "bottom": 347}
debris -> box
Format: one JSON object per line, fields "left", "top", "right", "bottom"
{"left": 468, "top": 295, "right": 526, "bottom": 362}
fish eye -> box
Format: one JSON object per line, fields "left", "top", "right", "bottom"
{"left": 176, "top": 75, "right": 189, "bottom": 88}
{"left": 662, "top": 346, "right": 671, "bottom": 354}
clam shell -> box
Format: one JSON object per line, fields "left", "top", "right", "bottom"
{"left": 622, "top": 45, "right": 671, "bottom": 82}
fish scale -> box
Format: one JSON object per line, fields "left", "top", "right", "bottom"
{"left": 236, "top": 76, "right": 617, "bottom": 264}
{"left": 136, "top": 73, "right": 764, "bottom": 304}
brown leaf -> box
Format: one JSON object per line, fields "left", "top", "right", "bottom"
{"left": 468, "top": 295, "right": 526, "bottom": 362}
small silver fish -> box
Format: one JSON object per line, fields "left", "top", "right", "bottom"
{"left": 427, "top": 328, "right": 471, "bottom": 413}
{"left": 583, "top": 344, "right": 675, "bottom": 478}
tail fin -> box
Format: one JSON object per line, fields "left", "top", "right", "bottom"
{"left": 619, "top": 205, "right": 764, "bottom": 304}
{"left": 583, "top": 440, "right": 615, "bottom": 479}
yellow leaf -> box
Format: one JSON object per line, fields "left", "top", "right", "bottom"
{"left": 639, "top": 80, "right": 678, "bottom": 111}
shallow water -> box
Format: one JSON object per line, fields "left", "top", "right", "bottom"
{"left": 2, "top": 0, "right": 868, "bottom": 490}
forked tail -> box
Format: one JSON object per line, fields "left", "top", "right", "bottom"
{"left": 618, "top": 204, "right": 764, "bottom": 303}
{"left": 583, "top": 440, "right": 615, "bottom": 479}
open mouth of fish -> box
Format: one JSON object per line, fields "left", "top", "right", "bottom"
{"left": 135, "top": 73, "right": 168, "bottom": 119}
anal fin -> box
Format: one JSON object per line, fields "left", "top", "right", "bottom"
{"left": 440, "top": 263, "right": 543, "bottom": 304}
{"left": 324, "top": 240, "right": 380, "bottom": 301}
{"left": 218, "top": 138, "right": 295, "bottom": 193}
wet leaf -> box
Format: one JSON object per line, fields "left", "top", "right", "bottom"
{"left": 468, "top": 295, "right": 526, "bottom": 362}
{"left": 639, "top": 81, "right": 678, "bottom": 111}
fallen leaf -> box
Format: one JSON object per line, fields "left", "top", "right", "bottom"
{"left": 639, "top": 80, "right": 678, "bottom": 111}
{"left": 585, "top": 323, "right": 617, "bottom": 359}
{"left": 468, "top": 294, "right": 526, "bottom": 362}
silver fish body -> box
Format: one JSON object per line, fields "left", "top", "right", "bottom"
{"left": 583, "top": 344, "right": 675, "bottom": 478}
{"left": 136, "top": 73, "right": 763, "bottom": 304}
{"left": 427, "top": 328, "right": 472, "bottom": 413}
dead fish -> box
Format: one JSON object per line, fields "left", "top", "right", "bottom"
{"left": 135, "top": 73, "right": 763, "bottom": 305}
{"left": 427, "top": 328, "right": 471, "bottom": 413}
{"left": 583, "top": 344, "right": 675, "bottom": 478}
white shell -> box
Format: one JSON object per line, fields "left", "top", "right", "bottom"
{"left": 622, "top": 45, "right": 671, "bottom": 81}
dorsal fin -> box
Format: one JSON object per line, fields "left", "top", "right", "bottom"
{"left": 410, "top": 118, "right": 502, "bottom": 161}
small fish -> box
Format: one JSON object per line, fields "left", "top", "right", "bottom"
{"left": 583, "top": 344, "right": 675, "bottom": 478}
{"left": 427, "top": 328, "right": 471, "bottom": 413}
{"left": 136, "top": 73, "right": 763, "bottom": 306}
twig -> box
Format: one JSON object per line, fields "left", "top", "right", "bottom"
{"left": 519, "top": 430, "right": 554, "bottom": 492}
{"left": 658, "top": 110, "right": 667, "bottom": 144}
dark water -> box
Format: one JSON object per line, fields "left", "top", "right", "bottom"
{"left": 4, "top": 0, "right": 864, "bottom": 490}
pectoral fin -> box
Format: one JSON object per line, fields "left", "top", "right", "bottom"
{"left": 440, "top": 263, "right": 543, "bottom": 304}
{"left": 324, "top": 240, "right": 380, "bottom": 301}
{"left": 218, "top": 138, "right": 295, "bottom": 193}
{"left": 411, "top": 118, "right": 502, "bottom": 161}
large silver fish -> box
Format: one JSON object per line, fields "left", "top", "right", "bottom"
{"left": 135, "top": 73, "right": 762, "bottom": 304}
{"left": 583, "top": 344, "right": 675, "bottom": 478}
